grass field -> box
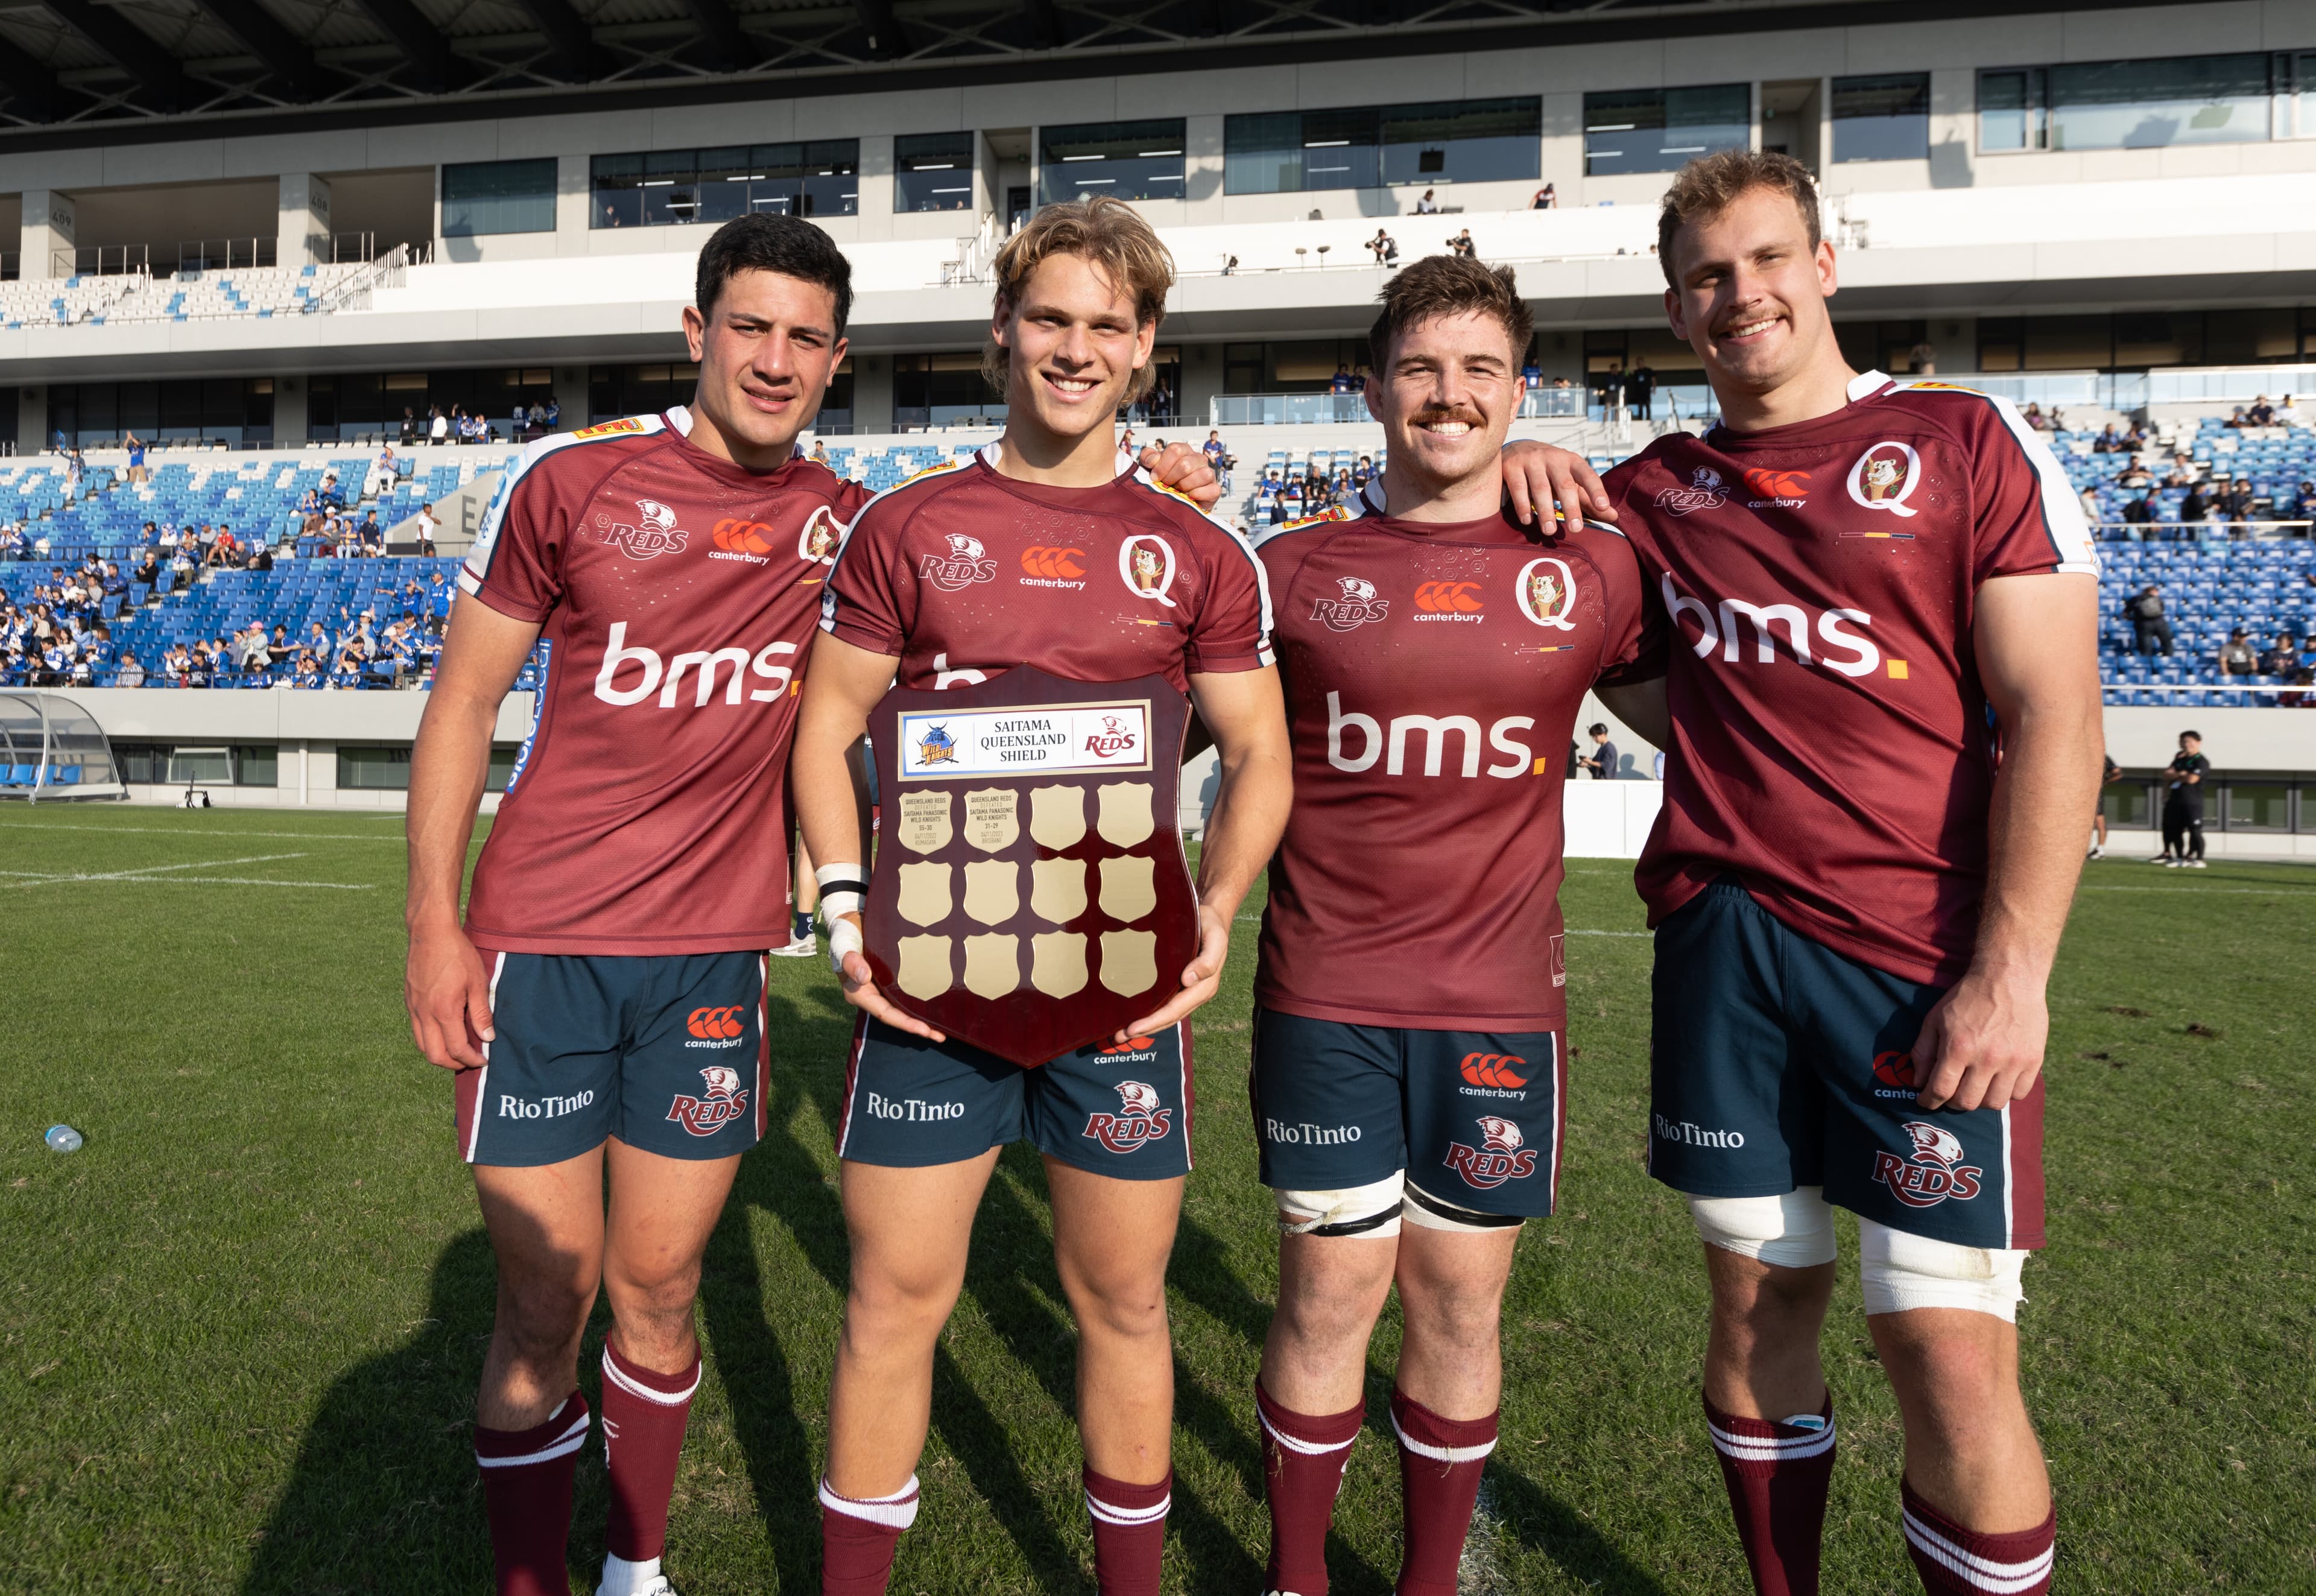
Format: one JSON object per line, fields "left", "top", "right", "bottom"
{"left": 1, "top": 805, "right": 2311, "bottom": 1595}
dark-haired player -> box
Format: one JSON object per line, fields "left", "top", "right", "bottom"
{"left": 1245, "top": 256, "right": 1647, "bottom": 1596}
{"left": 405, "top": 213, "right": 1223, "bottom": 1596}
{"left": 1593, "top": 151, "right": 2101, "bottom": 1596}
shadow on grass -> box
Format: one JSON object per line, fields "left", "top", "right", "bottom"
{"left": 241, "top": 1228, "right": 507, "bottom": 1595}
{"left": 1478, "top": 1455, "right": 1676, "bottom": 1596}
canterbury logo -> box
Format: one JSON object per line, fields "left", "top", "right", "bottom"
{"left": 686, "top": 1005, "right": 747, "bottom": 1040}
{"left": 1741, "top": 468, "right": 1812, "bottom": 499}
{"left": 1414, "top": 581, "right": 1484, "bottom": 614}
{"left": 1020, "top": 545, "right": 1087, "bottom": 580}
{"left": 1460, "top": 1051, "right": 1529, "bottom": 1089}
{"left": 713, "top": 518, "right": 777, "bottom": 554}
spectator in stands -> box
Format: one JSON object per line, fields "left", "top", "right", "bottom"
{"left": 1520, "top": 350, "right": 1542, "bottom": 397}
{"left": 2276, "top": 394, "right": 2302, "bottom": 426}
{"left": 2178, "top": 480, "right": 2212, "bottom": 527}
{"left": 544, "top": 396, "right": 561, "bottom": 429}
{"left": 317, "top": 472, "right": 345, "bottom": 511}
{"left": 1594, "top": 359, "right": 1625, "bottom": 417}
{"left": 358, "top": 508, "right": 384, "bottom": 553}
{"left": 115, "top": 650, "right": 145, "bottom": 689}
{"left": 2077, "top": 482, "right": 2101, "bottom": 524}
{"left": 2020, "top": 402, "right": 2049, "bottom": 432}
{"left": 0, "top": 524, "right": 22, "bottom": 561}
{"left": 169, "top": 543, "right": 196, "bottom": 583}
{"left": 2247, "top": 396, "right": 2276, "bottom": 426}
{"left": 2221, "top": 405, "right": 2250, "bottom": 429}
{"left": 2115, "top": 456, "right": 2151, "bottom": 489}
{"left": 2093, "top": 423, "right": 2125, "bottom": 453}
{"left": 2286, "top": 480, "right": 2314, "bottom": 522}
{"left": 429, "top": 405, "right": 448, "bottom": 445}
{"left": 132, "top": 548, "right": 159, "bottom": 586}
{"left": 1626, "top": 359, "right": 1656, "bottom": 421}
{"left": 1531, "top": 182, "right": 1558, "bottom": 209}
{"left": 1579, "top": 723, "right": 1619, "bottom": 779}
{"left": 125, "top": 431, "right": 149, "bottom": 483}
{"left": 400, "top": 407, "right": 419, "bottom": 446}
{"left": 1350, "top": 363, "right": 1371, "bottom": 393}
{"left": 2284, "top": 668, "right": 2316, "bottom": 709}
{"left": 2217, "top": 627, "right": 2257, "bottom": 676}
{"left": 1907, "top": 337, "right": 1937, "bottom": 375}
{"left": 2126, "top": 584, "right": 2174, "bottom": 654}
{"left": 416, "top": 501, "right": 443, "bottom": 553}
{"left": 1449, "top": 228, "right": 1476, "bottom": 259}
{"left": 2219, "top": 475, "right": 2254, "bottom": 536}
{"left": 2261, "top": 630, "right": 2300, "bottom": 677}
{"left": 1414, "top": 189, "right": 1439, "bottom": 214}
{"left": 1351, "top": 454, "right": 1373, "bottom": 489}
{"left": 100, "top": 561, "right": 125, "bottom": 598}
{"left": 63, "top": 448, "right": 85, "bottom": 499}
{"left": 1367, "top": 229, "right": 1398, "bottom": 265}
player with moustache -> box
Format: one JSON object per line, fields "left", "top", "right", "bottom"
{"left": 403, "top": 212, "right": 1225, "bottom": 1596}
{"left": 1243, "top": 255, "right": 1650, "bottom": 1596}
{"left": 1591, "top": 151, "right": 2101, "bottom": 1596}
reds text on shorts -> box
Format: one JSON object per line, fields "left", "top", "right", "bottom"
{"left": 455, "top": 948, "right": 770, "bottom": 1166}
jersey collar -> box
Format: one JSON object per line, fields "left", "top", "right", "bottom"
{"left": 1847, "top": 369, "right": 1896, "bottom": 402}
{"left": 975, "top": 439, "right": 1138, "bottom": 481}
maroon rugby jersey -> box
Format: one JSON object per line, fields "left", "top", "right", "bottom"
{"left": 1608, "top": 372, "right": 2099, "bottom": 986}
{"left": 1252, "top": 481, "right": 1647, "bottom": 1030}
{"left": 819, "top": 443, "right": 1273, "bottom": 689}
{"left": 458, "top": 408, "right": 867, "bottom": 955}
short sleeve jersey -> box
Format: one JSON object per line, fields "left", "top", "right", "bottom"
{"left": 458, "top": 408, "right": 868, "bottom": 955}
{"left": 1607, "top": 371, "right": 2099, "bottom": 987}
{"left": 819, "top": 443, "right": 1273, "bottom": 691}
{"left": 1253, "top": 482, "right": 1648, "bottom": 1031}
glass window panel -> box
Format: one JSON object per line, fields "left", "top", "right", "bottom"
{"left": 1299, "top": 105, "right": 1380, "bottom": 191}
{"left": 1834, "top": 72, "right": 1931, "bottom": 162}
{"left": 1584, "top": 86, "right": 1746, "bottom": 174}
{"left": 2300, "top": 52, "right": 2316, "bottom": 138}
{"left": 1379, "top": 97, "right": 1536, "bottom": 185}
{"left": 592, "top": 152, "right": 644, "bottom": 229}
{"left": 486, "top": 746, "right": 517, "bottom": 794}
{"left": 234, "top": 744, "right": 278, "bottom": 787}
{"left": 1224, "top": 112, "right": 1303, "bottom": 195}
{"left": 167, "top": 746, "right": 234, "bottom": 784}
{"left": 799, "top": 141, "right": 859, "bottom": 218}
{"left": 2114, "top": 312, "right": 2204, "bottom": 368}
{"left": 2048, "top": 54, "right": 2270, "bottom": 150}
{"left": 694, "top": 145, "right": 756, "bottom": 223}
{"left": 443, "top": 158, "right": 558, "bottom": 236}
{"left": 2101, "top": 780, "right": 2153, "bottom": 828}
{"left": 641, "top": 149, "right": 699, "bottom": 226}
{"left": 337, "top": 746, "right": 414, "bottom": 791}
{"left": 2022, "top": 315, "right": 2111, "bottom": 371}
{"left": 1039, "top": 120, "right": 1187, "bottom": 204}
{"left": 1978, "top": 69, "right": 2037, "bottom": 151}
{"left": 896, "top": 131, "right": 976, "bottom": 213}
{"left": 2224, "top": 782, "right": 2289, "bottom": 830}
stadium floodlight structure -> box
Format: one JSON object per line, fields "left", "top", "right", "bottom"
{"left": 0, "top": 692, "right": 125, "bottom": 802}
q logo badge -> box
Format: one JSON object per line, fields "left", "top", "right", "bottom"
{"left": 1847, "top": 441, "right": 1922, "bottom": 518}
{"left": 1515, "top": 557, "right": 1577, "bottom": 631}
{"left": 1118, "top": 534, "right": 1179, "bottom": 609}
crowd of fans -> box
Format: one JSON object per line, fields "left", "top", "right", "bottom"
{"left": 392, "top": 397, "right": 560, "bottom": 448}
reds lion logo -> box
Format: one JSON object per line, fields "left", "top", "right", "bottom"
{"left": 601, "top": 496, "right": 689, "bottom": 559}
{"left": 919, "top": 531, "right": 997, "bottom": 591}
{"left": 1653, "top": 465, "right": 1730, "bottom": 518}
{"left": 1312, "top": 574, "right": 1389, "bottom": 632}
{"left": 1082, "top": 1079, "right": 1174, "bottom": 1154}
{"left": 1871, "top": 1119, "right": 1984, "bottom": 1208}
{"left": 666, "top": 1065, "right": 751, "bottom": 1137}
{"left": 1443, "top": 1115, "right": 1540, "bottom": 1189}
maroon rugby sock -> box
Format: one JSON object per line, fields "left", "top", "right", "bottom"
{"left": 818, "top": 1474, "right": 918, "bottom": 1596}
{"left": 1390, "top": 1390, "right": 1496, "bottom": 1596}
{"left": 1256, "top": 1381, "right": 1364, "bottom": 1596}
{"left": 1704, "top": 1392, "right": 1836, "bottom": 1596}
{"left": 1083, "top": 1466, "right": 1171, "bottom": 1596}
{"left": 600, "top": 1340, "right": 701, "bottom": 1563}
{"left": 1900, "top": 1476, "right": 2054, "bottom": 1596}
{"left": 475, "top": 1390, "right": 590, "bottom": 1596}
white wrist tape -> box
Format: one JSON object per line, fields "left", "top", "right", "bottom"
{"left": 814, "top": 861, "right": 868, "bottom": 922}
{"left": 827, "top": 914, "right": 864, "bottom": 975}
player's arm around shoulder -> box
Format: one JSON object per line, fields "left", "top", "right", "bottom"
{"left": 1910, "top": 570, "right": 2103, "bottom": 1113}
{"left": 405, "top": 598, "right": 543, "bottom": 1070}
{"left": 1571, "top": 514, "right": 1672, "bottom": 747}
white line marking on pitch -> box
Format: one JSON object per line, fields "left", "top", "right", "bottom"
{"left": 2081, "top": 885, "right": 2316, "bottom": 895}
{"left": 0, "top": 822, "right": 405, "bottom": 842}
{"left": 0, "top": 853, "right": 365, "bottom": 890}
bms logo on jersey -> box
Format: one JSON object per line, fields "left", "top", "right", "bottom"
{"left": 1326, "top": 691, "right": 1543, "bottom": 779}
{"left": 1872, "top": 1120, "right": 1985, "bottom": 1209}
{"left": 1083, "top": 1080, "right": 1173, "bottom": 1153}
{"left": 600, "top": 498, "right": 689, "bottom": 559}
{"left": 1443, "top": 1115, "right": 1538, "bottom": 1189}
{"left": 1654, "top": 466, "right": 1731, "bottom": 517}
{"left": 1659, "top": 574, "right": 1887, "bottom": 677}
{"left": 667, "top": 1066, "right": 751, "bottom": 1137}
{"left": 593, "top": 624, "right": 798, "bottom": 708}
{"left": 1312, "top": 575, "right": 1389, "bottom": 631}
{"left": 920, "top": 533, "right": 998, "bottom": 591}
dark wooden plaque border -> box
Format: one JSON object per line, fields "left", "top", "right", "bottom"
{"left": 863, "top": 667, "right": 1197, "bottom": 1067}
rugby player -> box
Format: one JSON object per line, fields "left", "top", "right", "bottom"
{"left": 405, "top": 212, "right": 1223, "bottom": 1596}
{"left": 1592, "top": 151, "right": 2101, "bottom": 1596}
{"left": 791, "top": 195, "right": 1291, "bottom": 1596}
{"left": 1245, "top": 254, "right": 1649, "bottom": 1596}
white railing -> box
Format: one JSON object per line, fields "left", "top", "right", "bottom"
{"left": 1210, "top": 388, "right": 1586, "bottom": 426}
{"left": 313, "top": 244, "right": 408, "bottom": 315}
{"left": 2090, "top": 519, "right": 2313, "bottom": 540}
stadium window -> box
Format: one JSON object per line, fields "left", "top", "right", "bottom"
{"left": 896, "top": 132, "right": 978, "bottom": 213}
{"left": 2223, "top": 783, "right": 2290, "bottom": 832}
{"left": 1224, "top": 98, "right": 1537, "bottom": 194}
{"left": 894, "top": 353, "right": 1002, "bottom": 429}
{"left": 337, "top": 746, "right": 414, "bottom": 791}
{"left": 486, "top": 746, "right": 518, "bottom": 794}
{"left": 110, "top": 744, "right": 274, "bottom": 787}
{"left": 2297, "top": 51, "right": 2316, "bottom": 138}
{"left": 587, "top": 363, "right": 701, "bottom": 423}
{"left": 1037, "top": 120, "right": 1186, "bottom": 206}
{"left": 1583, "top": 84, "right": 1750, "bottom": 176}
{"left": 442, "top": 158, "right": 558, "bottom": 236}
{"left": 2100, "top": 779, "right": 2153, "bottom": 831}
{"left": 235, "top": 745, "right": 279, "bottom": 787}
{"left": 1832, "top": 73, "right": 1931, "bottom": 162}
{"left": 1981, "top": 55, "right": 2273, "bottom": 153}
{"left": 45, "top": 378, "right": 268, "bottom": 447}
{"left": 593, "top": 142, "right": 858, "bottom": 229}
{"left": 1378, "top": 98, "right": 1539, "bottom": 186}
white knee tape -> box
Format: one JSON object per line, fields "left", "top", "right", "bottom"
{"left": 1859, "top": 1219, "right": 2026, "bottom": 1323}
{"left": 1402, "top": 1179, "right": 1525, "bottom": 1235}
{"left": 1275, "top": 1171, "right": 1403, "bottom": 1238}
{"left": 1688, "top": 1188, "right": 1838, "bottom": 1270}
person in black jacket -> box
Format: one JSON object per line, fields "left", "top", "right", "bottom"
{"left": 2157, "top": 731, "right": 2209, "bottom": 867}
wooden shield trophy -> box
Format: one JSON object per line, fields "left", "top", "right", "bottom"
{"left": 862, "top": 667, "right": 1198, "bottom": 1066}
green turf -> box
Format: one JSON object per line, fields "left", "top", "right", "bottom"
{"left": 0, "top": 807, "right": 2310, "bottom": 1594}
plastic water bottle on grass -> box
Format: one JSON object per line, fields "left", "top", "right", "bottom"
{"left": 45, "top": 1125, "right": 83, "bottom": 1153}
